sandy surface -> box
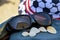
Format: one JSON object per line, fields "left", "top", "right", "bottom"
{"left": 0, "top": 0, "right": 20, "bottom": 24}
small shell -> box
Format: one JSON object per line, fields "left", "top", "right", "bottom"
{"left": 29, "top": 27, "right": 40, "bottom": 37}
{"left": 29, "top": 32, "right": 36, "bottom": 37}
{"left": 30, "top": 27, "right": 40, "bottom": 34}
{"left": 39, "top": 27, "right": 47, "bottom": 32}
{"left": 47, "top": 26, "right": 57, "bottom": 34}
{"left": 22, "top": 32, "right": 29, "bottom": 37}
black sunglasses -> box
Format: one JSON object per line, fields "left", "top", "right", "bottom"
{"left": 6, "top": 12, "right": 52, "bottom": 32}
{"left": 6, "top": 15, "right": 32, "bottom": 32}
{"left": 33, "top": 12, "right": 52, "bottom": 26}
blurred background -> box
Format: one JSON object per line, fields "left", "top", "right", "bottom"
{"left": 0, "top": 0, "right": 20, "bottom": 24}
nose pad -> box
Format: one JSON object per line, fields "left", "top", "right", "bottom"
{"left": 33, "top": 0, "right": 39, "bottom": 8}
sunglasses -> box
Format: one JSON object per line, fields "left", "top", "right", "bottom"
{"left": 33, "top": 12, "right": 52, "bottom": 26}
{"left": 6, "top": 12, "right": 52, "bottom": 32}
{"left": 6, "top": 15, "right": 32, "bottom": 32}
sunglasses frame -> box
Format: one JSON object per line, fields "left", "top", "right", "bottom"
{"left": 6, "top": 15, "right": 32, "bottom": 32}
{"left": 33, "top": 12, "right": 52, "bottom": 26}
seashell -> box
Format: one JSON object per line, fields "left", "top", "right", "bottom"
{"left": 22, "top": 32, "right": 29, "bottom": 37}
{"left": 39, "top": 27, "right": 47, "bottom": 32}
{"left": 30, "top": 27, "right": 40, "bottom": 34}
{"left": 47, "top": 26, "right": 57, "bottom": 34}
{"left": 29, "top": 27, "right": 40, "bottom": 37}
{"left": 29, "top": 32, "right": 36, "bottom": 37}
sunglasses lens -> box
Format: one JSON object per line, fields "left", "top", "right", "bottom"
{"left": 34, "top": 13, "right": 52, "bottom": 26}
{"left": 7, "top": 15, "right": 31, "bottom": 30}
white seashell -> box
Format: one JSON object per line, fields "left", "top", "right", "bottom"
{"left": 30, "top": 27, "right": 40, "bottom": 34}
{"left": 22, "top": 31, "right": 29, "bottom": 36}
{"left": 39, "top": 27, "right": 47, "bottom": 32}
{"left": 50, "top": 7, "right": 58, "bottom": 13}
{"left": 39, "top": 2, "right": 45, "bottom": 8}
{"left": 47, "top": 26, "right": 57, "bottom": 34}
{"left": 29, "top": 32, "right": 36, "bottom": 37}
